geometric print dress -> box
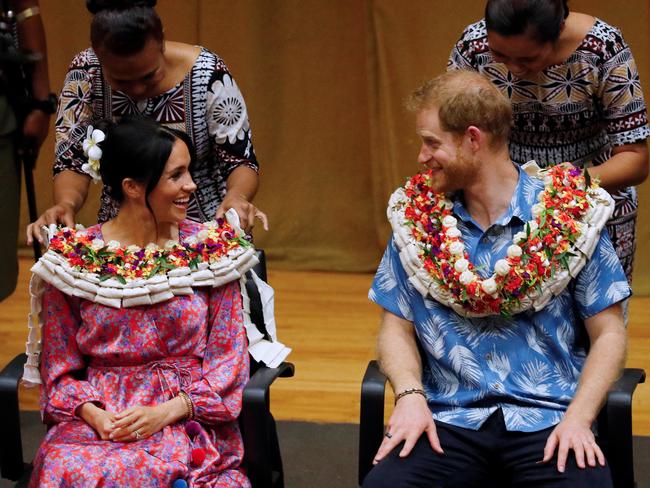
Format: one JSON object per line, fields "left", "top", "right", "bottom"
{"left": 28, "top": 220, "right": 250, "bottom": 487}
{"left": 449, "top": 18, "right": 650, "bottom": 282}
{"left": 54, "top": 47, "right": 259, "bottom": 224}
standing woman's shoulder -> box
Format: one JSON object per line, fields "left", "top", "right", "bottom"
{"left": 449, "top": 19, "right": 490, "bottom": 71}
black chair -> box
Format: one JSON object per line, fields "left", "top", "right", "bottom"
{"left": 359, "top": 360, "right": 645, "bottom": 488}
{"left": 0, "top": 249, "right": 293, "bottom": 488}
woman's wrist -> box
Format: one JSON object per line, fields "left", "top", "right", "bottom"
{"left": 162, "top": 396, "right": 191, "bottom": 425}
{"left": 77, "top": 401, "right": 102, "bottom": 425}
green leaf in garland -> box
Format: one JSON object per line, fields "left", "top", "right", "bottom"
{"left": 559, "top": 253, "right": 570, "bottom": 270}
{"left": 237, "top": 237, "right": 252, "bottom": 248}
{"left": 115, "top": 275, "right": 127, "bottom": 285}
{"left": 584, "top": 167, "right": 592, "bottom": 188}
{"left": 99, "top": 274, "right": 113, "bottom": 282}
{"left": 189, "top": 258, "right": 199, "bottom": 270}
{"left": 147, "top": 264, "right": 161, "bottom": 278}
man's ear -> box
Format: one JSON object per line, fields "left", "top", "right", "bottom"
{"left": 465, "top": 126, "right": 483, "bottom": 152}
{"left": 122, "top": 178, "right": 144, "bottom": 200}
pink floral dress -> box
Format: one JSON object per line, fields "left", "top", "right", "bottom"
{"left": 29, "top": 221, "right": 251, "bottom": 487}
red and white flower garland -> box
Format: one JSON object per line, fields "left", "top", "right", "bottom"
{"left": 388, "top": 162, "right": 614, "bottom": 317}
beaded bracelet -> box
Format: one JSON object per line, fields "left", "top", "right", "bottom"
{"left": 394, "top": 388, "right": 426, "bottom": 404}
{"left": 179, "top": 391, "right": 195, "bottom": 420}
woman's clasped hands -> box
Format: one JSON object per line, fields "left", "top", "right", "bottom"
{"left": 78, "top": 396, "right": 187, "bottom": 442}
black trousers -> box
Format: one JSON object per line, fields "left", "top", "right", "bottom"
{"left": 362, "top": 410, "right": 612, "bottom": 488}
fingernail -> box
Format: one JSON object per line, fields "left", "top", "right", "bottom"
{"left": 559, "top": 466, "right": 565, "bottom": 473}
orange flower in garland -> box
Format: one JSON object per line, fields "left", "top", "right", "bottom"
{"left": 47, "top": 221, "right": 252, "bottom": 284}
{"left": 398, "top": 164, "right": 603, "bottom": 316}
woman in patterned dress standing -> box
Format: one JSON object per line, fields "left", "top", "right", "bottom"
{"left": 449, "top": 0, "right": 649, "bottom": 283}
{"left": 28, "top": 115, "right": 251, "bottom": 487}
{"left": 26, "top": 0, "right": 267, "bottom": 245}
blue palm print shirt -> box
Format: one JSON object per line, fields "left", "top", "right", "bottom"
{"left": 369, "top": 166, "right": 631, "bottom": 432}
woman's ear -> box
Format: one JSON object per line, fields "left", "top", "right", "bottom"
{"left": 122, "top": 178, "right": 144, "bottom": 200}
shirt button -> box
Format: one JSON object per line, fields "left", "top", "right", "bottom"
{"left": 481, "top": 237, "right": 489, "bottom": 244}
{"left": 492, "top": 383, "right": 502, "bottom": 391}
{"left": 485, "top": 353, "right": 492, "bottom": 361}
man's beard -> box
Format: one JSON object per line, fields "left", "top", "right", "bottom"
{"left": 430, "top": 145, "right": 478, "bottom": 193}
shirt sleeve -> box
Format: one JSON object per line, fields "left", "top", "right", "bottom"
{"left": 53, "top": 51, "right": 102, "bottom": 177}
{"left": 369, "top": 237, "right": 416, "bottom": 321}
{"left": 597, "top": 28, "right": 650, "bottom": 147}
{"left": 39, "top": 285, "right": 104, "bottom": 423}
{"left": 205, "top": 58, "right": 259, "bottom": 181}
{"left": 184, "top": 280, "right": 249, "bottom": 425}
{"left": 573, "top": 231, "right": 631, "bottom": 320}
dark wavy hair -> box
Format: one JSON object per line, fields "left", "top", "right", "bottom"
{"left": 95, "top": 115, "right": 195, "bottom": 213}
{"left": 86, "top": 0, "right": 163, "bottom": 56}
{"left": 485, "top": 0, "right": 569, "bottom": 43}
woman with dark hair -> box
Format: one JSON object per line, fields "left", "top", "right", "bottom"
{"left": 449, "top": 0, "right": 649, "bottom": 284}
{"left": 25, "top": 115, "right": 255, "bottom": 487}
{"left": 26, "top": 0, "right": 267, "bottom": 246}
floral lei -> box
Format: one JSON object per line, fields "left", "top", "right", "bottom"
{"left": 47, "top": 219, "right": 252, "bottom": 284}
{"left": 390, "top": 163, "right": 613, "bottom": 317}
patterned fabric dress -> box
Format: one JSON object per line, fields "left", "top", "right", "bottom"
{"left": 54, "top": 47, "right": 259, "bottom": 223}
{"left": 29, "top": 220, "right": 251, "bottom": 487}
{"left": 448, "top": 18, "right": 650, "bottom": 282}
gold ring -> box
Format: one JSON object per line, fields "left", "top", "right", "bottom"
{"left": 134, "top": 429, "right": 142, "bottom": 440}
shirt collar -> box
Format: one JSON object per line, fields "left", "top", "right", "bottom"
{"left": 453, "top": 164, "right": 537, "bottom": 228}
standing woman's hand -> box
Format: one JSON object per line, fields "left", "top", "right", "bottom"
{"left": 215, "top": 192, "right": 268, "bottom": 233}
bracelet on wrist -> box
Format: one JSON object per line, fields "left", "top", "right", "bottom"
{"left": 178, "top": 391, "right": 195, "bottom": 420}
{"left": 394, "top": 388, "right": 426, "bottom": 405}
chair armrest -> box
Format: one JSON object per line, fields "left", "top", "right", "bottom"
{"left": 240, "top": 362, "right": 294, "bottom": 488}
{"left": 597, "top": 368, "right": 645, "bottom": 488}
{"left": 0, "top": 353, "right": 28, "bottom": 481}
{"left": 359, "top": 360, "right": 388, "bottom": 486}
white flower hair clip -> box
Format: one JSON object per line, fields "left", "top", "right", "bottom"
{"left": 81, "top": 125, "right": 105, "bottom": 182}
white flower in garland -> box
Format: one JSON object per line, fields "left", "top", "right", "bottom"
{"left": 91, "top": 238, "right": 105, "bottom": 250}
{"left": 81, "top": 126, "right": 105, "bottom": 182}
{"left": 532, "top": 203, "right": 545, "bottom": 217}
{"left": 454, "top": 258, "right": 469, "bottom": 273}
{"left": 449, "top": 241, "right": 465, "bottom": 256}
{"left": 459, "top": 270, "right": 476, "bottom": 285}
{"left": 507, "top": 245, "right": 523, "bottom": 258}
{"left": 513, "top": 231, "right": 527, "bottom": 244}
{"left": 481, "top": 277, "right": 498, "bottom": 295}
{"left": 494, "top": 259, "right": 511, "bottom": 276}
{"left": 106, "top": 240, "right": 121, "bottom": 251}
{"left": 442, "top": 216, "right": 458, "bottom": 228}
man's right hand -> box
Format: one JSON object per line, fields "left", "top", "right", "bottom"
{"left": 26, "top": 202, "right": 75, "bottom": 245}
{"left": 372, "top": 393, "right": 443, "bottom": 464}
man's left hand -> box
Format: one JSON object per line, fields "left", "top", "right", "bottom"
{"left": 215, "top": 193, "right": 268, "bottom": 233}
{"left": 542, "top": 416, "right": 605, "bottom": 473}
